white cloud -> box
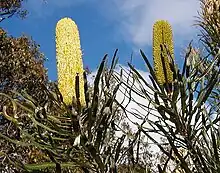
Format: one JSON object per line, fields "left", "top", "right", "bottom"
{"left": 100, "top": 0, "right": 201, "bottom": 48}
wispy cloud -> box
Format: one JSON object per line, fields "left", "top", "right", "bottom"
{"left": 101, "top": 0, "right": 201, "bottom": 48}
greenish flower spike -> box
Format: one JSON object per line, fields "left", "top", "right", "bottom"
{"left": 56, "top": 17, "right": 86, "bottom": 106}
{"left": 153, "top": 20, "right": 174, "bottom": 86}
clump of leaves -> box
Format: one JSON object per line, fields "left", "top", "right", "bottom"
{"left": 0, "top": 0, "right": 27, "bottom": 22}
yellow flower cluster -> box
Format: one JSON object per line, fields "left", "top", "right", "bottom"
{"left": 153, "top": 20, "right": 174, "bottom": 85}
{"left": 56, "top": 17, "right": 85, "bottom": 106}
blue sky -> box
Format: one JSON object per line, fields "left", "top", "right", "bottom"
{"left": 1, "top": 0, "right": 201, "bottom": 81}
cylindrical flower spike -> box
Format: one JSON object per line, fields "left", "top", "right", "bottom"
{"left": 56, "top": 17, "right": 86, "bottom": 106}
{"left": 153, "top": 20, "right": 174, "bottom": 86}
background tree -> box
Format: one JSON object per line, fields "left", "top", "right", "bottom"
{"left": 0, "top": 28, "right": 49, "bottom": 172}
{"left": 0, "top": 0, "right": 27, "bottom": 22}
{"left": 0, "top": 28, "right": 48, "bottom": 107}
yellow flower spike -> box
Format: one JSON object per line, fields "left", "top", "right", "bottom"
{"left": 153, "top": 20, "right": 174, "bottom": 86}
{"left": 56, "top": 17, "right": 86, "bottom": 106}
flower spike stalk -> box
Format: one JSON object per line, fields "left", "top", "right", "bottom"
{"left": 56, "top": 17, "right": 86, "bottom": 106}
{"left": 153, "top": 20, "right": 174, "bottom": 87}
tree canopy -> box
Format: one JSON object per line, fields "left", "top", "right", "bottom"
{"left": 0, "top": 28, "right": 48, "bottom": 110}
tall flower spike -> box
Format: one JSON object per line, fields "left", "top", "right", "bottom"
{"left": 56, "top": 17, "right": 86, "bottom": 106}
{"left": 153, "top": 20, "right": 174, "bottom": 86}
